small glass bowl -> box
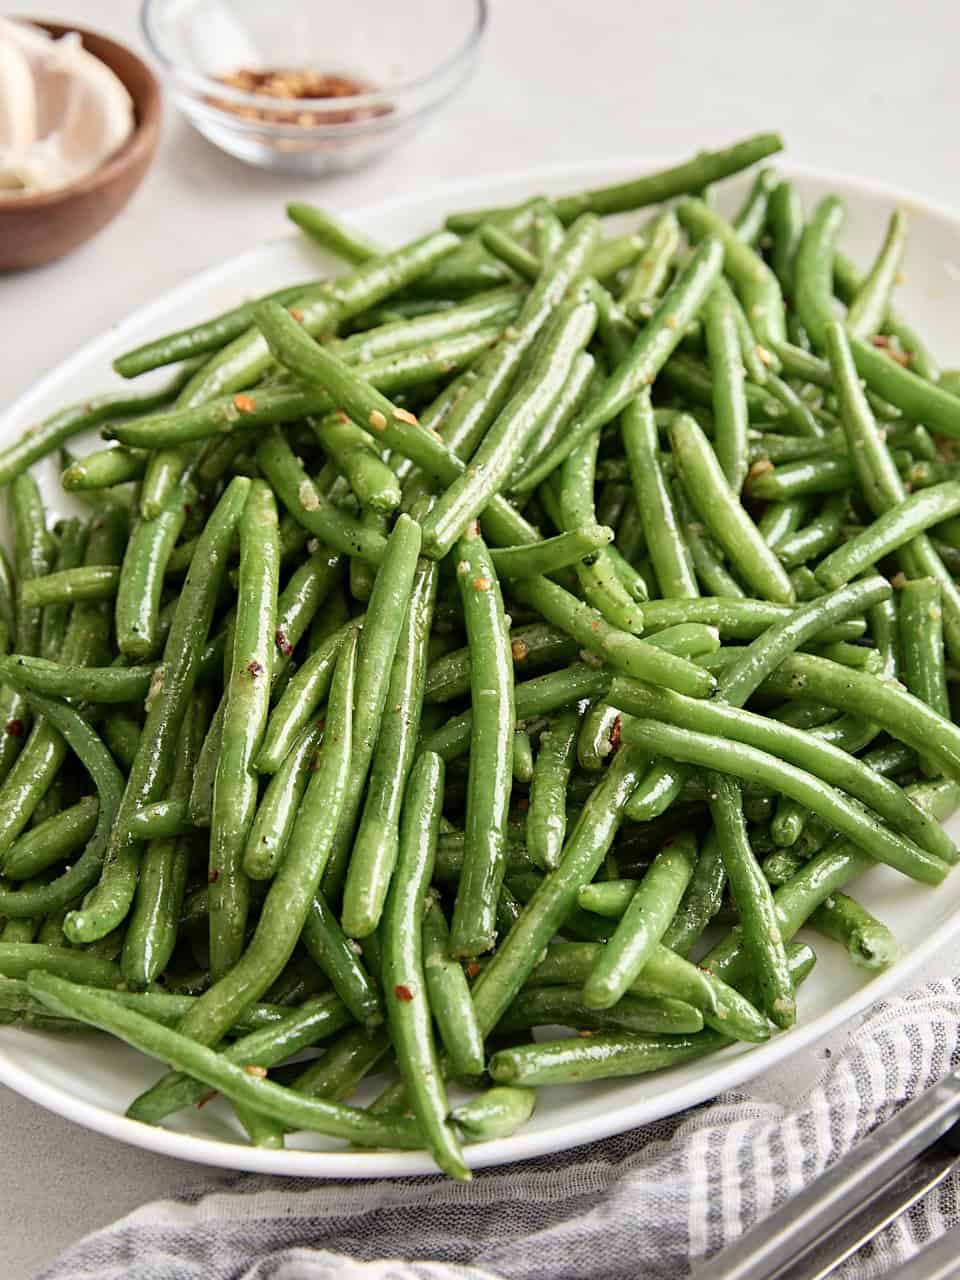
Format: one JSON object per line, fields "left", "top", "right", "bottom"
{"left": 141, "top": 0, "right": 487, "bottom": 175}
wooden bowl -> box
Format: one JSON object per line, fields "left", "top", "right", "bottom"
{"left": 0, "top": 21, "right": 162, "bottom": 271}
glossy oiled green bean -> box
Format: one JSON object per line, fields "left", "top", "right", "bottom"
{"left": 775, "top": 493, "right": 847, "bottom": 568}
{"left": 471, "top": 747, "right": 647, "bottom": 1036}
{"left": 301, "top": 892, "right": 383, "bottom": 1028}
{"left": 621, "top": 209, "right": 680, "bottom": 318}
{"left": 621, "top": 718, "right": 948, "bottom": 885}
{"left": 583, "top": 832, "right": 698, "bottom": 1010}
{"left": 446, "top": 133, "right": 784, "bottom": 228}
{"left": 766, "top": 180, "right": 805, "bottom": 298}
{"left": 489, "top": 525, "right": 613, "bottom": 579}
{"left": 420, "top": 299, "right": 598, "bottom": 560}
{"left": 845, "top": 209, "right": 907, "bottom": 340}
{"left": 708, "top": 773, "right": 795, "bottom": 1027}
{"left": 338, "top": 287, "right": 522, "bottom": 365}
{"left": 38, "top": 519, "right": 87, "bottom": 661}
{"left": 286, "top": 202, "right": 381, "bottom": 263}
{"left": 0, "top": 690, "right": 122, "bottom": 919}
{"left": 497, "top": 985, "right": 703, "bottom": 1037}
{"left": 749, "top": 455, "right": 853, "bottom": 501}
{"left": 0, "top": 944, "right": 120, "bottom": 987}
{"left": 671, "top": 415, "right": 795, "bottom": 603}
{"left": 621, "top": 394, "right": 699, "bottom": 599}
{"left": 244, "top": 723, "right": 322, "bottom": 880}
{"left": 608, "top": 676, "right": 954, "bottom": 863}
{"left": 0, "top": 656, "right": 153, "bottom": 704}
{"left": 810, "top": 892, "right": 899, "bottom": 969}
{"left": 899, "top": 578, "right": 950, "bottom": 779}
{"left": 639, "top": 596, "right": 864, "bottom": 644}
{"left": 425, "top": 624, "right": 575, "bottom": 705}
{"left": 816, "top": 483, "right": 960, "bottom": 589}
{"left": 257, "top": 619, "right": 353, "bottom": 775}
{"left": 2, "top": 795, "right": 98, "bottom": 880}
{"left": 489, "top": 1028, "right": 728, "bottom": 1087}
{"left": 676, "top": 197, "right": 787, "bottom": 349}
{"left": 448, "top": 531, "right": 514, "bottom": 959}
{"left": 704, "top": 284, "right": 750, "bottom": 491}
{"left": 516, "top": 238, "right": 724, "bottom": 491}
{"left": 173, "top": 630, "right": 356, "bottom": 1052}
{"left": 526, "top": 708, "right": 579, "bottom": 870}
{"left": 796, "top": 199, "right": 960, "bottom": 433}
{"left": 256, "top": 429, "right": 387, "bottom": 565}
{"left": 311, "top": 413, "right": 401, "bottom": 514}
{"left": 510, "top": 353, "right": 597, "bottom": 488}
{"left": 511, "top": 576, "right": 715, "bottom": 699}
{"left": 834, "top": 251, "right": 939, "bottom": 383}
{"left": 117, "top": 482, "right": 192, "bottom": 661}
{"left": 577, "top": 701, "right": 621, "bottom": 772}
{"left": 451, "top": 1088, "right": 536, "bottom": 1141}
{"left": 321, "top": 517, "right": 424, "bottom": 900}
{"left": 382, "top": 751, "right": 469, "bottom": 1179}
{"left": 65, "top": 478, "right": 250, "bottom": 944}
{"left": 0, "top": 364, "right": 201, "bottom": 484}
{"left": 422, "top": 894, "right": 485, "bottom": 1078}
{"left": 343, "top": 558, "right": 437, "bottom": 938}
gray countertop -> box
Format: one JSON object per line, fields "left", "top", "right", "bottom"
{"left": 3, "top": 1, "right": 960, "bottom": 1274}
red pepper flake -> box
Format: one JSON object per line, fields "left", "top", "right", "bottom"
{"left": 183, "top": 503, "right": 193, "bottom": 518}
{"left": 465, "top": 962, "right": 481, "bottom": 979}
{"left": 247, "top": 659, "right": 264, "bottom": 678}
{"left": 233, "top": 394, "right": 257, "bottom": 413}
{"left": 590, "top": 620, "right": 600, "bottom": 632}
{"left": 289, "top": 308, "right": 304, "bottom": 323}
{"left": 368, "top": 410, "right": 387, "bottom": 431}
{"left": 4, "top": 719, "right": 24, "bottom": 738}
{"left": 394, "top": 984, "right": 414, "bottom": 1002}
{"left": 335, "top": 410, "right": 349, "bottom": 423}
{"left": 196, "top": 1091, "right": 218, "bottom": 1108}
{"left": 578, "top": 1029, "right": 599, "bottom": 1037}
{"left": 244, "top": 1064, "right": 268, "bottom": 1078}
{"left": 609, "top": 715, "right": 622, "bottom": 752}
{"left": 472, "top": 576, "right": 491, "bottom": 592}
{"left": 511, "top": 639, "right": 530, "bottom": 662}
{"left": 275, "top": 630, "right": 294, "bottom": 657}
{"left": 516, "top": 797, "right": 529, "bottom": 812}
{"left": 393, "top": 408, "right": 419, "bottom": 426}
{"left": 208, "top": 868, "right": 220, "bottom": 884}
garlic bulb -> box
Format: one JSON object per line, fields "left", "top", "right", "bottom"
{"left": 0, "top": 18, "right": 135, "bottom": 195}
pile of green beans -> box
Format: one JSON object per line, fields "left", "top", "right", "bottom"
{"left": 4, "top": 132, "right": 960, "bottom": 1179}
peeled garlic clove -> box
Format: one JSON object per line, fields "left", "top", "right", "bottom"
{"left": 0, "top": 32, "right": 37, "bottom": 177}
{"left": 55, "top": 39, "right": 134, "bottom": 181}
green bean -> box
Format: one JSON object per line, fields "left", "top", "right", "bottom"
{"left": 12, "top": 474, "right": 55, "bottom": 662}
{"left": 257, "top": 621, "right": 352, "bottom": 774}
{"left": 621, "top": 210, "right": 680, "bottom": 318}
{"left": 382, "top": 751, "right": 469, "bottom": 1178}
{"left": 900, "top": 577, "right": 950, "bottom": 778}
{"left": 489, "top": 525, "right": 613, "bottom": 579}
{"left": 0, "top": 944, "right": 120, "bottom": 987}
{"left": 420, "top": 300, "right": 598, "bottom": 559}
{"left": 321, "top": 516, "right": 424, "bottom": 900}
{"left": 583, "top": 832, "right": 698, "bottom": 1010}
{"left": 2, "top": 795, "right": 99, "bottom": 880}
{"left": 587, "top": 232, "right": 647, "bottom": 281}
{"left": 834, "top": 251, "right": 939, "bottom": 383}
{"left": 188, "top": 698, "right": 223, "bottom": 828}
{"left": 703, "top": 288, "right": 751, "bottom": 499}
{"left": 446, "top": 133, "right": 784, "bottom": 229}
{"left": 511, "top": 728, "right": 534, "bottom": 784}
{"left": 39, "top": 520, "right": 88, "bottom": 660}
{"left": 301, "top": 892, "right": 383, "bottom": 1028}
{"left": 497, "top": 985, "right": 703, "bottom": 1037}
{"left": 244, "top": 723, "right": 322, "bottom": 880}
{"left": 65, "top": 478, "right": 250, "bottom": 944}
{"left": 526, "top": 708, "right": 579, "bottom": 870}
{"left": 128, "top": 798, "right": 190, "bottom": 840}
{"left": 749, "top": 429, "right": 844, "bottom": 465}
{"left": 273, "top": 545, "right": 344, "bottom": 678}
{"left": 471, "top": 747, "right": 646, "bottom": 1035}
{"left": 676, "top": 197, "right": 786, "bottom": 349}
{"left": 286, "top": 202, "right": 381, "bottom": 263}
{"left": 256, "top": 429, "right": 387, "bottom": 565}
{"left": 749, "top": 455, "right": 854, "bottom": 501}
{"left": 0, "top": 656, "right": 153, "bottom": 704}
{"left": 846, "top": 209, "right": 907, "bottom": 340}
{"left": 621, "top": 718, "right": 948, "bottom": 884}
{"left": 708, "top": 773, "right": 795, "bottom": 1027}
{"left": 816, "top": 484, "right": 960, "bottom": 589}
{"left": 766, "top": 180, "right": 805, "bottom": 298}
{"left": 343, "top": 558, "right": 437, "bottom": 938}
{"left": 775, "top": 494, "right": 847, "bottom": 568}
{"left": 809, "top": 891, "right": 899, "bottom": 969}
{"left": 116, "top": 482, "right": 191, "bottom": 660}
{"left": 732, "top": 167, "right": 779, "bottom": 245}
{"left": 311, "top": 413, "right": 401, "bottom": 514}
{"left": 424, "top": 624, "right": 576, "bottom": 705}
{"left": 796, "top": 200, "right": 960, "bottom": 433}
{"left": 609, "top": 672, "right": 953, "bottom": 864}
{"left": 489, "top": 1028, "right": 727, "bottom": 1087}
{"left": 661, "top": 354, "right": 784, "bottom": 423}
{"left": 516, "top": 238, "right": 724, "bottom": 491}
{"left": 448, "top": 530, "right": 515, "bottom": 958}
{"left": 450, "top": 1087, "right": 536, "bottom": 1142}
{"left": 338, "top": 288, "right": 522, "bottom": 365}
{"left": 511, "top": 354, "right": 597, "bottom": 488}
{"left": 671, "top": 415, "right": 794, "bottom": 602}
{"left": 511, "top": 576, "right": 715, "bottom": 698}
{"left": 577, "top": 701, "right": 621, "bottom": 772}
{"left": 0, "top": 364, "right": 200, "bottom": 484}
{"left": 171, "top": 629, "right": 357, "bottom": 1053}
{"left": 420, "top": 893, "right": 484, "bottom": 1078}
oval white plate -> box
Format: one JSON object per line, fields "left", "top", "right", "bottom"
{"left": 2, "top": 160, "right": 960, "bottom": 1178}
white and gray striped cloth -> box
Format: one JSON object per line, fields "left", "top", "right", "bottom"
{"left": 37, "top": 980, "right": 960, "bottom": 1280}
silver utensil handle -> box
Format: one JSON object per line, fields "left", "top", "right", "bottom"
{"left": 699, "top": 1070, "right": 960, "bottom": 1280}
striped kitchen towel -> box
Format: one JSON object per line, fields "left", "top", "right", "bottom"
{"left": 36, "top": 979, "right": 960, "bottom": 1280}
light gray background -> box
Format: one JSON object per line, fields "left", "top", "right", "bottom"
{"left": 2, "top": 2, "right": 959, "bottom": 1276}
